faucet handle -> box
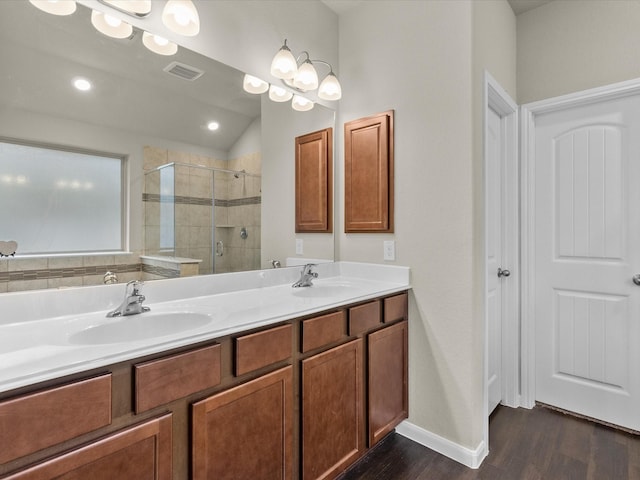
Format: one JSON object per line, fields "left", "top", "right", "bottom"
{"left": 302, "top": 263, "right": 317, "bottom": 273}
{"left": 126, "top": 280, "right": 144, "bottom": 295}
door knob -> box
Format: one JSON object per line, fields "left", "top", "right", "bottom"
{"left": 633, "top": 274, "right": 640, "bottom": 286}
{"left": 497, "top": 268, "right": 511, "bottom": 278}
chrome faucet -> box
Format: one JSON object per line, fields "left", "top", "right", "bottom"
{"left": 106, "top": 280, "right": 150, "bottom": 317}
{"left": 292, "top": 264, "right": 318, "bottom": 288}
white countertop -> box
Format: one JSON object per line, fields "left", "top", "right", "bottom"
{"left": 0, "top": 262, "right": 410, "bottom": 394}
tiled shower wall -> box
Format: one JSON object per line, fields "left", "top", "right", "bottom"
{"left": 143, "top": 146, "right": 261, "bottom": 278}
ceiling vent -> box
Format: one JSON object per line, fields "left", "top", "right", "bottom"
{"left": 163, "top": 61, "right": 204, "bottom": 81}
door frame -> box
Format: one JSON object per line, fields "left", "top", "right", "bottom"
{"left": 483, "top": 71, "right": 519, "bottom": 439}
{"left": 519, "top": 76, "right": 640, "bottom": 409}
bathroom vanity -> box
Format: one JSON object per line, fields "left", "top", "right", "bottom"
{"left": 0, "top": 262, "right": 409, "bottom": 479}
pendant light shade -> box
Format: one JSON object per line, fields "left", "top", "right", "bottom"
{"left": 318, "top": 72, "right": 342, "bottom": 101}
{"left": 102, "top": 0, "right": 151, "bottom": 15}
{"left": 243, "top": 74, "right": 269, "bottom": 94}
{"left": 270, "top": 40, "right": 298, "bottom": 80}
{"left": 29, "top": 0, "right": 77, "bottom": 16}
{"left": 162, "top": 0, "right": 200, "bottom": 37}
{"left": 91, "top": 10, "right": 132, "bottom": 38}
{"left": 293, "top": 59, "right": 318, "bottom": 91}
{"left": 292, "top": 95, "right": 314, "bottom": 112}
{"left": 269, "top": 85, "right": 293, "bottom": 102}
{"left": 142, "top": 32, "right": 178, "bottom": 55}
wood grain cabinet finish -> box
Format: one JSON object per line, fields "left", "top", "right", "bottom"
{"left": 348, "top": 300, "right": 381, "bottom": 336}
{"left": 0, "top": 374, "right": 112, "bottom": 465}
{"left": 134, "top": 343, "right": 221, "bottom": 413}
{"left": 3, "top": 414, "right": 172, "bottom": 480}
{"left": 301, "top": 310, "right": 346, "bottom": 353}
{"left": 235, "top": 324, "right": 292, "bottom": 376}
{"left": 344, "top": 110, "right": 394, "bottom": 233}
{"left": 192, "top": 366, "right": 293, "bottom": 480}
{"left": 383, "top": 292, "right": 408, "bottom": 323}
{"left": 295, "top": 128, "right": 333, "bottom": 233}
{"left": 302, "top": 339, "right": 364, "bottom": 480}
{"left": 368, "top": 320, "right": 408, "bottom": 446}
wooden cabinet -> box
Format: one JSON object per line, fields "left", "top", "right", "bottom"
{"left": 192, "top": 366, "right": 293, "bottom": 480}
{"left": 301, "top": 339, "right": 364, "bottom": 480}
{"left": 295, "top": 128, "right": 333, "bottom": 233}
{"left": 344, "top": 110, "right": 394, "bottom": 233}
{"left": 368, "top": 320, "right": 408, "bottom": 446}
{"left": 4, "top": 414, "right": 172, "bottom": 480}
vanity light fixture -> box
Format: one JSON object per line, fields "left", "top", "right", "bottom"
{"left": 162, "top": 0, "right": 200, "bottom": 37}
{"left": 28, "top": 0, "right": 77, "bottom": 16}
{"left": 142, "top": 32, "right": 178, "bottom": 56}
{"left": 292, "top": 95, "right": 314, "bottom": 112}
{"left": 269, "top": 85, "right": 293, "bottom": 102}
{"left": 91, "top": 10, "right": 133, "bottom": 39}
{"left": 243, "top": 74, "right": 269, "bottom": 94}
{"left": 270, "top": 39, "right": 342, "bottom": 101}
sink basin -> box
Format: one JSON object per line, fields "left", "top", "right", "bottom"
{"left": 291, "top": 282, "right": 357, "bottom": 298}
{"left": 67, "top": 312, "right": 212, "bottom": 345}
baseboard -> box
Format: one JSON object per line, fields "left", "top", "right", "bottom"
{"left": 395, "top": 420, "right": 488, "bottom": 469}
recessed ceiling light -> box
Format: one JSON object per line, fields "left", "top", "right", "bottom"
{"left": 73, "top": 78, "right": 92, "bottom": 91}
{"left": 207, "top": 122, "right": 220, "bottom": 131}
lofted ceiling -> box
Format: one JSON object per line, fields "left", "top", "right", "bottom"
{"left": 321, "top": 0, "right": 554, "bottom": 16}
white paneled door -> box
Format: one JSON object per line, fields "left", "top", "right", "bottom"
{"left": 534, "top": 94, "right": 640, "bottom": 430}
{"left": 487, "top": 107, "right": 504, "bottom": 415}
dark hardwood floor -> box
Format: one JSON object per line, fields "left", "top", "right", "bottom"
{"left": 339, "top": 405, "right": 640, "bottom": 479}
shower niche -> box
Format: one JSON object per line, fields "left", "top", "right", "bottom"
{"left": 143, "top": 161, "right": 261, "bottom": 279}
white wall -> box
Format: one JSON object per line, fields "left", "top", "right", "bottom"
{"left": 517, "top": 0, "right": 640, "bottom": 103}
{"left": 261, "top": 98, "right": 335, "bottom": 268}
{"left": 228, "top": 116, "right": 261, "bottom": 161}
{"left": 337, "top": 0, "right": 516, "bottom": 453}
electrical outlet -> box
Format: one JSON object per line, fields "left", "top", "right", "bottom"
{"left": 296, "top": 238, "right": 304, "bottom": 255}
{"left": 383, "top": 240, "right": 395, "bottom": 261}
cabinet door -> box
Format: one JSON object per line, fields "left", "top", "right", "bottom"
{"left": 344, "top": 110, "right": 394, "bottom": 233}
{"left": 302, "top": 339, "right": 364, "bottom": 480}
{"left": 368, "top": 320, "right": 408, "bottom": 446}
{"left": 4, "top": 414, "right": 172, "bottom": 480}
{"left": 295, "top": 127, "right": 333, "bottom": 233}
{"left": 192, "top": 366, "right": 293, "bottom": 480}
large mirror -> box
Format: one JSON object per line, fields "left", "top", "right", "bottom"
{"left": 0, "top": 1, "right": 334, "bottom": 285}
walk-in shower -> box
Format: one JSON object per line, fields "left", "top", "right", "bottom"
{"left": 143, "top": 162, "right": 261, "bottom": 278}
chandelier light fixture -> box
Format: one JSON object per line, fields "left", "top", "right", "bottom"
{"left": 102, "top": 0, "right": 151, "bottom": 16}
{"left": 244, "top": 39, "right": 341, "bottom": 112}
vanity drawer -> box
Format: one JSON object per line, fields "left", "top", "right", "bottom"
{"left": 349, "top": 300, "right": 382, "bottom": 336}
{"left": 0, "top": 374, "right": 112, "bottom": 464}
{"left": 134, "top": 344, "right": 221, "bottom": 413}
{"left": 301, "top": 310, "right": 346, "bottom": 353}
{"left": 235, "top": 324, "right": 293, "bottom": 376}
{"left": 384, "top": 292, "right": 408, "bottom": 323}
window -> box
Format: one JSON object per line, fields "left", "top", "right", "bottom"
{"left": 0, "top": 139, "right": 126, "bottom": 255}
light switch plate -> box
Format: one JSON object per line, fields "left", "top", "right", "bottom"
{"left": 296, "top": 238, "right": 304, "bottom": 255}
{"left": 383, "top": 240, "right": 395, "bottom": 261}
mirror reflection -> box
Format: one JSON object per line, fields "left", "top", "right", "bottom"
{"left": 0, "top": 1, "right": 335, "bottom": 287}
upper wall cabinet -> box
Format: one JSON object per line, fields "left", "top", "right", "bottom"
{"left": 295, "top": 128, "right": 334, "bottom": 233}
{"left": 344, "top": 111, "right": 394, "bottom": 233}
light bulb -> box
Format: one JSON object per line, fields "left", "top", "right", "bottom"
{"left": 293, "top": 60, "right": 318, "bottom": 91}
{"left": 292, "top": 95, "right": 314, "bottom": 112}
{"left": 270, "top": 41, "right": 298, "bottom": 80}
{"left": 91, "top": 10, "right": 132, "bottom": 39}
{"left": 269, "top": 85, "right": 293, "bottom": 102}
{"left": 242, "top": 74, "right": 269, "bottom": 94}
{"left": 142, "top": 31, "right": 178, "bottom": 55}
{"left": 73, "top": 77, "right": 92, "bottom": 91}
{"left": 28, "top": 0, "right": 76, "bottom": 16}
{"left": 162, "top": 0, "right": 200, "bottom": 37}
{"left": 318, "top": 72, "right": 342, "bottom": 101}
